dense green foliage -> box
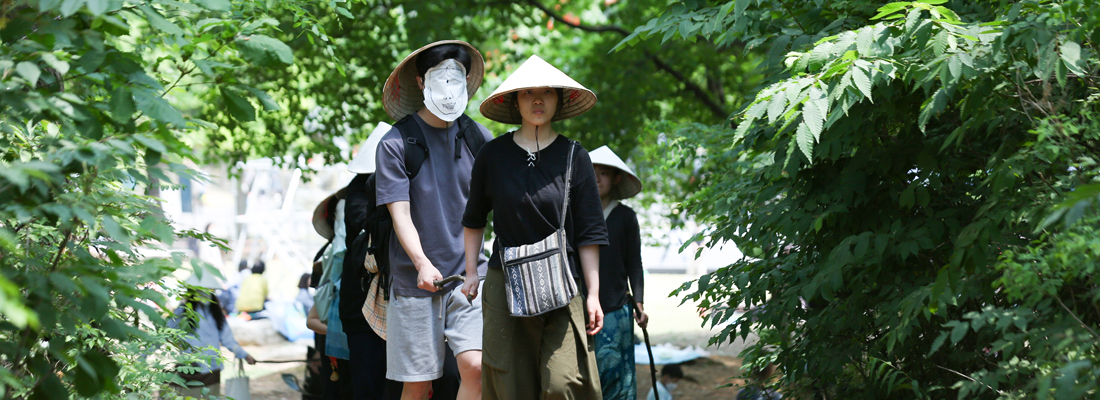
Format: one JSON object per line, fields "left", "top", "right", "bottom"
{"left": 621, "top": 0, "right": 1100, "bottom": 398}
{"left": 190, "top": 0, "right": 761, "bottom": 175}
{"left": 0, "top": 0, "right": 763, "bottom": 397}
{"left": 0, "top": 0, "right": 319, "bottom": 397}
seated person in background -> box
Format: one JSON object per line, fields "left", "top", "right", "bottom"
{"left": 736, "top": 363, "right": 782, "bottom": 400}
{"left": 646, "top": 364, "right": 684, "bottom": 400}
{"left": 236, "top": 260, "right": 269, "bottom": 318}
{"left": 295, "top": 273, "right": 314, "bottom": 313}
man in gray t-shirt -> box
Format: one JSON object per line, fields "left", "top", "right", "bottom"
{"left": 375, "top": 41, "right": 490, "bottom": 400}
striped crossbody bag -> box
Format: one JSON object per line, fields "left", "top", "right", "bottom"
{"left": 500, "top": 141, "right": 579, "bottom": 317}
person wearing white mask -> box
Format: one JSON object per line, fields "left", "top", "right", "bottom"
{"left": 377, "top": 40, "right": 492, "bottom": 400}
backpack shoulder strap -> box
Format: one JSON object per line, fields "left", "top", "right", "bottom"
{"left": 394, "top": 115, "right": 429, "bottom": 180}
{"left": 456, "top": 114, "right": 487, "bottom": 159}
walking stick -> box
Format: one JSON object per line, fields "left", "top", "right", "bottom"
{"left": 627, "top": 293, "right": 659, "bottom": 400}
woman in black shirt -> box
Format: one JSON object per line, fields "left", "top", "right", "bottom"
{"left": 462, "top": 55, "right": 608, "bottom": 400}
{"left": 590, "top": 145, "right": 648, "bottom": 400}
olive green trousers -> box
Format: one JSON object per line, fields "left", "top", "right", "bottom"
{"left": 482, "top": 267, "right": 603, "bottom": 400}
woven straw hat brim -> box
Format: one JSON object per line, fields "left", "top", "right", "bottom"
{"left": 589, "top": 145, "right": 642, "bottom": 200}
{"left": 348, "top": 121, "right": 393, "bottom": 174}
{"left": 383, "top": 40, "right": 485, "bottom": 122}
{"left": 311, "top": 188, "right": 346, "bottom": 240}
{"left": 479, "top": 55, "right": 597, "bottom": 125}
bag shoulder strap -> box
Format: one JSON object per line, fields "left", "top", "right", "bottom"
{"left": 457, "top": 114, "right": 487, "bottom": 159}
{"left": 559, "top": 141, "right": 577, "bottom": 228}
{"left": 394, "top": 115, "right": 429, "bottom": 179}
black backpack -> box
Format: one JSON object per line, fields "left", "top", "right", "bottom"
{"left": 342, "top": 114, "right": 486, "bottom": 305}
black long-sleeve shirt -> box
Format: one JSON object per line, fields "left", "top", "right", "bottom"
{"left": 462, "top": 133, "right": 608, "bottom": 279}
{"left": 599, "top": 203, "right": 644, "bottom": 310}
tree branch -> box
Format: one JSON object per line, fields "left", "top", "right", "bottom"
{"left": 524, "top": 0, "right": 727, "bottom": 119}
{"left": 525, "top": 0, "right": 630, "bottom": 35}
{"left": 644, "top": 51, "right": 728, "bottom": 119}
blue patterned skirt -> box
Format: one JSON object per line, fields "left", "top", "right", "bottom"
{"left": 595, "top": 303, "right": 637, "bottom": 400}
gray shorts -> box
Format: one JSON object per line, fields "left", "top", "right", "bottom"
{"left": 386, "top": 279, "right": 484, "bottom": 382}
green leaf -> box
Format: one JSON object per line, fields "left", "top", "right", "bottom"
{"left": 918, "top": 88, "right": 948, "bottom": 132}
{"left": 932, "top": 30, "right": 948, "bottom": 56}
{"left": 132, "top": 134, "right": 167, "bottom": 153}
{"left": 16, "top": 62, "right": 41, "bottom": 85}
{"left": 40, "top": 53, "right": 70, "bottom": 76}
{"left": 38, "top": 0, "right": 63, "bottom": 12}
{"left": 335, "top": 6, "right": 354, "bottom": 19}
{"left": 734, "top": 0, "right": 750, "bottom": 17}
{"left": 803, "top": 98, "right": 824, "bottom": 139}
{"left": 767, "top": 93, "right": 786, "bottom": 124}
{"left": 109, "top": 87, "right": 134, "bottom": 123}
{"left": 948, "top": 55, "right": 962, "bottom": 80}
{"left": 86, "top": 0, "right": 107, "bottom": 15}
{"left": 852, "top": 67, "right": 873, "bottom": 101}
{"left": 900, "top": 186, "right": 915, "bottom": 208}
{"left": 133, "top": 88, "right": 186, "bottom": 127}
{"left": 235, "top": 35, "right": 294, "bottom": 66}
{"left": 856, "top": 26, "right": 874, "bottom": 55}
{"left": 871, "top": 2, "right": 910, "bottom": 20}
{"left": 139, "top": 5, "right": 183, "bottom": 36}
{"left": 0, "top": 273, "right": 38, "bottom": 329}
{"left": 928, "top": 332, "right": 949, "bottom": 355}
{"left": 950, "top": 321, "right": 967, "bottom": 343}
{"left": 245, "top": 86, "right": 281, "bottom": 111}
{"left": 60, "top": 0, "right": 84, "bottom": 17}
{"left": 795, "top": 121, "right": 814, "bottom": 161}
{"left": 223, "top": 90, "right": 256, "bottom": 122}
{"left": 192, "top": 0, "right": 230, "bottom": 12}
{"left": 745, "top": 100, "right": 767, "bottom": 120}
{"left": 1060, "top": 41, "right": 1086, "bottom": 76}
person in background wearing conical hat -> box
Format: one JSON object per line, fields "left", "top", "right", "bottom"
{"left": 589, "top": 145, "right": 648, "bottom": 400}
{"left": 462, "top": 54, "right": 608, "bottom": 400}
{"left": 377, "top": 40, "right": 492, "bottom": 400}
{"left": 307, "top": 188, "right": 353, "bottom": 399}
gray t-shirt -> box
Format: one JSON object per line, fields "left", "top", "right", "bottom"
{"left": 375, "top": 113, "right": 492, "bottom": 297}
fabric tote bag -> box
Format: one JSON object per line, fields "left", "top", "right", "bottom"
{"left": 501, "top": 142, "right": 579, "bottom": 317}
{"left": 224, "top": 360, "right": 251, "bottom": 400}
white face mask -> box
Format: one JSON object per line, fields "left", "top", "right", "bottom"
{"left": 665, "top": 383, "right": 678, "bottom": 391}
{"left": 422, "top": 59, "right": 468, "bottom": 122}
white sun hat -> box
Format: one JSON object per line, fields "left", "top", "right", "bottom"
{"left": 347, "top": 121, "right": 393, "bottom": 174}
{"left": 589, "top": 145, "right": 642, "bottom": 200}
{"left": 479, "top": 55, "right": 597, "bottom": 125}
{"left": 382, "top": 40, "right": 485, "bottom": 121}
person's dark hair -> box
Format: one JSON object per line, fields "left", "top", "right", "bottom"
{"left": 182, "top": 291, "right": 227, "bottom": 331}
{"left": 662, "top": 363, "right": 685, "bottom": 379}
{"left": 252, "top": 260, "right": 265, "bottom": 275}
{"left": 415, "top": 44, "right": 472, "bottom": 78}
{"left": 238, "top": 260, "right": 250, "bottom": 272}
{"left": 298, "top": 273, "right": 311, "bottom": 289}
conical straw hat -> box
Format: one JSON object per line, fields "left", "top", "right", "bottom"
{"left": 383, "top": 40, "right": 485, "bottom": 121}
{"left": 347, "top": 121, "right": 393, "bottom": 174}
{"left": 479, "top": 55, "right": 597, "bottom": 125}
{"left": 311, "top": 188, "right": 346, "bottom": 240}
{"left": 589, "top": 145, "right": 641, "bottom": 200}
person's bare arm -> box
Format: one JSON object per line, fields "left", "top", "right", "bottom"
{"left": 387, "top": 201, "right": 442, "bottom": 292}
{"left": 578, "top": 244, "right": 603, "bottom": 335}
{"left": 306, "top": 304, "right": 326, "bottom": 334}
{"left": 461, "top": 227, "right": 485, "bottom": 301}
